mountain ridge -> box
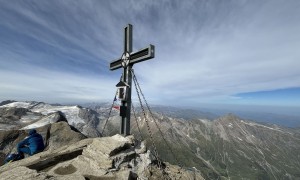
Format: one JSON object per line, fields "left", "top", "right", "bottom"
{"left": 1, "top": 100, "right": 300, "bottom": 179}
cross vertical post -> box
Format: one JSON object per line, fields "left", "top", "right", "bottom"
{"left": 121, "top": 24, "right": 132, "bottom": 136}
{"left": 109, "top": 24, "right": 155, "bottom": 136}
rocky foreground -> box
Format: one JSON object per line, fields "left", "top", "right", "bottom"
{"left": 0, "top": 122, "right": 204, "bottom": 180}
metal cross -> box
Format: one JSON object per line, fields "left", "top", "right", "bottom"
{"left": 109, "top": 24, "right": 155, "bottom": 136}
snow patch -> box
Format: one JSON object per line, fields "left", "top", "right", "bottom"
{"left": 241, "top": 120, "right": 284, "bottom": 133}
{"left": 21, "top": 113, "right": 58, "bottom": 130}
{"left": 20, "top": 114, "right": 41, "bottom": 123}
{"left": 237, "top": 137, "right": 243, "bottom": 141}
{"left": 3, "top": 101, "right": 85, "bottom": 126}
{"left": 30, "top": 105, "right": 85, "bottom": 125}
{"left": 1, "top": 102, "right": 31, "bottom": 108}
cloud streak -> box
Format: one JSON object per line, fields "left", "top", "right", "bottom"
{"left": 0, "top": 0, "right": 299, "bottom": 107}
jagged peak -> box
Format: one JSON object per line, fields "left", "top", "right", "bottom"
{"left": 215, "top": 113, "right": 241, "bottom": 123}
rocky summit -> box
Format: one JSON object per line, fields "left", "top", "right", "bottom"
{"left": 0, "top": 121, "right": 204, "bottom": 180}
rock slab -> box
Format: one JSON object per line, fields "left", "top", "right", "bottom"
{"left": 0, "top": 134, "right": 204, "bottom": 180}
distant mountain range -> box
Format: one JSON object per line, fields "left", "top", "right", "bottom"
{"left": 150, "top": 105, "right": 300, "bottom": 128}
{"left": 1, "top": 100, "right": 300, "bottom": 179}
{"left": 198, "top": 107, "right": 300, "bottom": 128}
{"left": 85, "top": 102, "right": 300, "bottom": 179}
{"left": 0, "top": 100, "right": 100, "bottom": 137}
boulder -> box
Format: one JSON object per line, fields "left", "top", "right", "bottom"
{"left": 0, "top": 121, "right": 86, "bottom": 166}
{"left": 42, "top": 121, "right": 87, "bottom": 152}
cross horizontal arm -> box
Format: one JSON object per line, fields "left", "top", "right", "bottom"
{"left": 130, "top": 44, "right": 155, "bottom": 65}
{"left": 110, "top": 45, "right": 155, "bottom": 71}
{"left": 109, "top": 58, "right": 123, "bottom": 71}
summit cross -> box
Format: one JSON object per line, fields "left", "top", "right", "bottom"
{"left": 109, "top": 24, "right": 155, "bottom": 136}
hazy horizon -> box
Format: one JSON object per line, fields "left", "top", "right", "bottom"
{"left": 2, "top": 99, "right": 299, "bottom": 120}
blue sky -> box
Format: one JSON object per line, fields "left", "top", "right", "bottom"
{"left": 0, "top": 0, "right": 300, "bottom": 108}
{"left": 234, "top": 87, "right": 300, "bottom": 107}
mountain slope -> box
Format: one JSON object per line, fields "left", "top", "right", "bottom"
{"left": 0, "top": 101, "right": 101, "bottom": 137}
{"left": 100, "top": 107, "right": 300, "bottom": 179}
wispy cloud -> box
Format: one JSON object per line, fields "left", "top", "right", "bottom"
{"left": 0, "top": 0, "right": 299, "bottom": 106}
{"left": 0, "top": 67, "right": 116, "bottom": 103}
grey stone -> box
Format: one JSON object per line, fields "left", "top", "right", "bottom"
{"left": 0, "top": 131, "right": 204, "bottom": 180}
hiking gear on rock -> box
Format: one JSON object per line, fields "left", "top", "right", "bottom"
{"left": 17, "top": 129, "right": 45, "bottom": 156}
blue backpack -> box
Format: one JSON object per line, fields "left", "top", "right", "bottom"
{"left": 4, "top": 153, "right": 22, "bottom": 164}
